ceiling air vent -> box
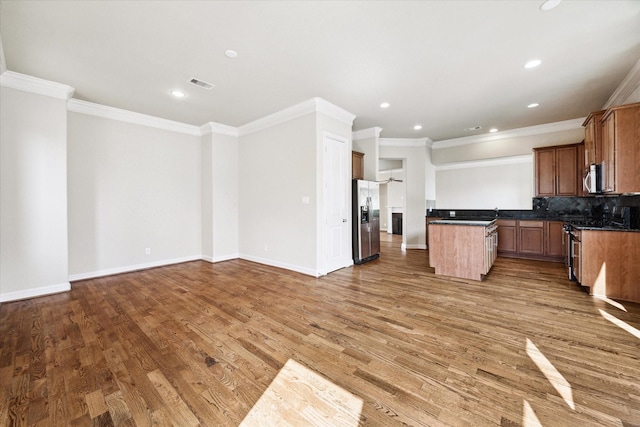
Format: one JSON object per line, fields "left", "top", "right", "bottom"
{"left": 464, "top": 126, "right": 482, "bottom": 132}
{"left": 189, "top": 78, "right": 214, "bottom": 90}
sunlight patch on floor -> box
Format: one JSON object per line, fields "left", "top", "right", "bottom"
{"left": 599, "top": 309, "right": 640, "bottom": 340}
{"left": 239, "top": 359, "right": 363, "bottom": 427}
{"left": 523, "top": 400, "right": 543, "bottom": 427}
{"left": 594, "top": 295, "right": 627, "bottom": 312}
{"left": 526, "top": 338, "right": 575, "bottom": 410}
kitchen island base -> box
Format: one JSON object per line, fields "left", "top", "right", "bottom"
{"left": 428, "top": 220, "right": 498, "bottom": 281}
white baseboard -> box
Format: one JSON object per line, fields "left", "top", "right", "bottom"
{"left": 68, "top": 255, "right": 202, "bottom": 282}
{"left": 405, "top": 244, "right": 427, "bottom": 250}
{"left": 239, "top": 254, "right": 319, "bottom": 277}
{"left": 0, "top": 282, "right": 71, "bottom": 303}
{"left": 202, "top": 253, "right": 240, "bottom": 263}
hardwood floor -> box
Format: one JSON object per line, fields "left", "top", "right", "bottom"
{"left": 1, "top": 234, "right": 639, "bottom": 426}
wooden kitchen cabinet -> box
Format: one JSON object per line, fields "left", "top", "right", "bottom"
{"left": 352, "top": 151, "right": 364, "bottom": 180}
{"left": 583, "top": 110, "right": 605, "bottom": 168}
{"left": 544, "top": 221, "right": 565, "bottom": 260}
{"left": 533, "top": 143, "right": 581, "bottom": 197}
{"left": 497, "top": 219, "right": 565, "bottom": 262}
{"left": 519, "top": 220, "right": 545, "bottom": 256}
{"left": 580, "top": 230, "right": 640, "bottom": 303}
{"left": 600, "top": 102, "right": 640, "bottom": 194}
{"left": 497, "top": 219, "right": 517, "bottom": 254}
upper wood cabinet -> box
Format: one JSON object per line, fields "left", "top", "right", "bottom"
{"left": 600, "top": 102, "right": 640, "bottom": 194}
{"left": 533, "top": 143, "right": 582, "bottom": 197}
{"left": 583, "top": 110, "right": 605, "bottom": 168}
{"left": 352, "top": 151, "right": 364, "bottom": 180}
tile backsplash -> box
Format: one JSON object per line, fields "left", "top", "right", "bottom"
{"left": 428, "top": 195, "right": 640, "bottom": 228}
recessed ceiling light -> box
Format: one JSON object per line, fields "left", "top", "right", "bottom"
{"left": 489, "top": 128, "right": 498, "bottom": 133}
{"left": 414, "top": 125, "right": 422, "bottom": 130}
{"left": 171, "top": 90, "right": 185, "bottom": 98}
{"left": 225, "top": 49, "right": 238, "bottom": 58}
{"left": 528, "top": 103, "right": 540, "bottom": 108}
{"left": 380, "top": 102, "right": 390, "bottom": 108}
{"left": 525, "top": 59, "right": 541, "bottom": 69}
{"left": 540, "top": 0, "right": 561, "bottom": 11}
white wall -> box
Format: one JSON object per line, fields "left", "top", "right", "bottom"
{"left": 431, "top": 121, "right": 584, "bottom": 210}
{"left": 239, "top": 113, "right": 319, "bottom": 274}
{"left": 202, "top": 128, "right": 239, "bottom": 262}
{"left": 352, "top": 128, "right": 380, "bottom": 181}
{"left": 435, "top": 156, "right": 533, "bottom": 210}
{"left": 0, "top": 86, "right": 70, "bottom": 301}
{"left": 67, "top": 112, "right": 202, "bottom": 279}
{"left": 379, "top": 140, "right": 427, "bottom": 249}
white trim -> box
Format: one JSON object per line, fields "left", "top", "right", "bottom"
{"left": 432, "top": 118, "right": 584, "bottom": 149}
{"left": 239, "top": 254, "right": 320, "bottom": 277}
{"left": 67, "top": 99, "right": 201, "bottom": 136}
{"left": 352, "top": 127, "right": 382, "bottom": 141}
{"left": 0, "top": 70, "right": 75, "bottom": 100}
{"left": 0, "top": 34, "right": 6, "bottom": 74}
{"left": 405, "top": 244, "right": 427, "bottom": 250}
{"left": 603, "top": 57, "right": 640, "bottom": 109}
{"left": 435, "top": 154, "right": 533, "bottom": 171}
{"left": 0, "top": 282, "right": 71, "bottom": 303}
{"left": 202, "top": 253, "right": 239, "bottom": 263}
{"left": 239, "top": 97, "right": 355, "bottom": 136}
{"left": 380, "top": 137, "right": 431, "bottom": 147}
{"left": 201, "top": 121, "right": 239, "bottom": 137}
{"left": 315, "top": 97, "right": 357, "bottom": 125}
{"left": 68, "top": 255, "right": 202, "bottom": 282}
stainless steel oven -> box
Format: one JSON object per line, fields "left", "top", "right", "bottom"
{"left": 563, "top": 223, "right": 582, "bottom": 283}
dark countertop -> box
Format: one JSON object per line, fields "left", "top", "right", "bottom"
{"left": 429, "top": 219, "right": 497, "bottom": 226}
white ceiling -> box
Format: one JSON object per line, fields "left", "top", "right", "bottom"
{"left": 1, "top": 1, "right": 639, "bottom": 141}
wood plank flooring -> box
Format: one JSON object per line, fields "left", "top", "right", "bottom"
{"left": 1, "top": 234, "right": 639, "bottom": 426}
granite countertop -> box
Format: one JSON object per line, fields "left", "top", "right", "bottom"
{"left": 570, "top": 224, "right": 640, "bottom": 232}
{"left": 429, "top": 219, "right": 497, "bottom": 226}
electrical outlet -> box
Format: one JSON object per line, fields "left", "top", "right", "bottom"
{"left": 145, "top": 248, "right": 151, "bottom": 255}
{"left": 449, "top": 211, "right": 456, "bottom": 217}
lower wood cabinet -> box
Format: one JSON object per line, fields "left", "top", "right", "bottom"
{"left": 581, "top": 230, "right": 640, "bottom": 303}
{"left": 497, "top": 219, "right": 564, "bottom": 262}
{"left": 425, "top": 217, "right": 442, "bottom": 248}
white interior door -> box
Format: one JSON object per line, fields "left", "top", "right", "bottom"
{"left": 323, "top": 133, "right": 350, "bottom": 274}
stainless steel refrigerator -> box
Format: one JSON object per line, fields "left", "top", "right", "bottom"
{"left": 352, "top": 179, "right": 380, "bottom": 264}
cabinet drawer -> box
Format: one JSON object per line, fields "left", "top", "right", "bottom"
{"left": 519, "top": 220, "right": 544, "bottom": 228}
{"left": 497, "top": 219, "right": 516, "bottom": 227}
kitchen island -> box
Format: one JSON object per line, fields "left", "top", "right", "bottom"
{"left": 428, "top": 219, "right": 498, "bottom": 281}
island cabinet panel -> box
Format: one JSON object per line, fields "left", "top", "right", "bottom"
{"left": 497, "top": 220, "right": 517, "bottom": 254}
{"left": 518, "top": 220, "right": 544, "bottom": 256}
{"left": 429, "top": 223, "right": 496, "bottom": 281}
{"left": 425, "top": 217, "right": 442, "bottom": 248}
{"left": 581, "top": 230, "right": 640, "bottom": 303}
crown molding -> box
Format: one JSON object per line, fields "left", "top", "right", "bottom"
{"left": 0, "top": 70, "right": 75, "bottom": 100}
{"left": 200, "top": 121, "right": 239, "bottom": 137}
{"left": 432, "top": 118, "right": 585, "bottom": 149}
{"left": 603, "top": 57, "right": 640, "bottom": 109}
{"left": 314, "top": 97, "right": 356, "bottom": 125}
{"left": 352, "top": 127, "right": 383, "bottom": 141}
{"left": 67, "top": 99, "right": 201, "bottom": 136}
{"left": 380, "top": 137, "right": 432, "bottom": 147}
{"left": 435, "top": 154, "right": 532, "bottom": 171}
{"left": 238, "top": 97, "right": 355, "bottom": 136}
